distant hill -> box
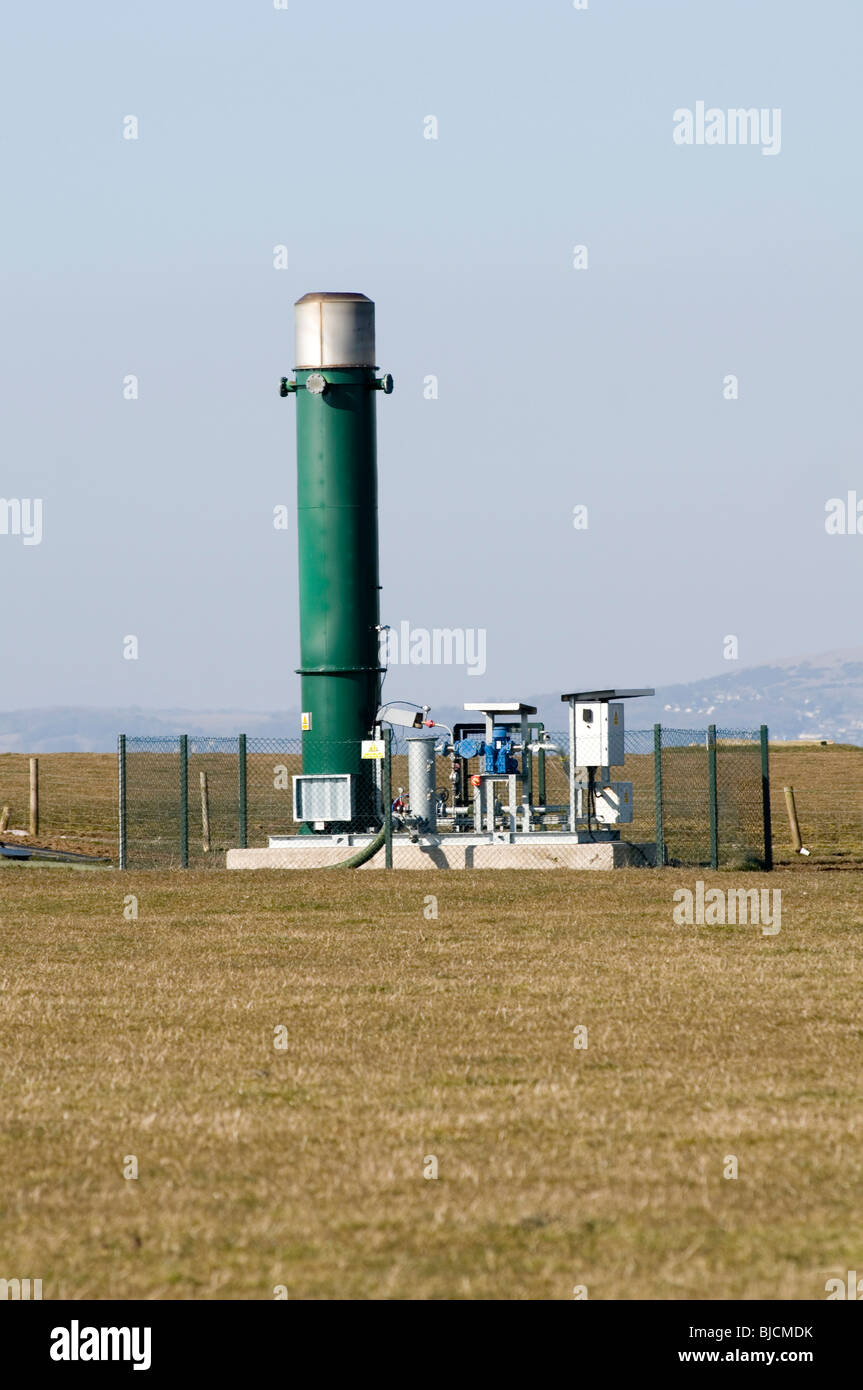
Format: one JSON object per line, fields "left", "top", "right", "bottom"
{"left": 520, "top": 647, "right": 863, "bottom": 744}
{"left": 411, "top": 647, "right": 863, "bottom": 745}
{"left": 624, "top": 648, "right": 863, "bottom": 743}
{"left": 2, "top": 648, "right": 862, "bottom": 751}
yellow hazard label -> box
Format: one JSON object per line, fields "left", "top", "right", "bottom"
{"left": 301, "top": 712, "right": 312, "bottom": 732}
{"left": 361, "top": 740, "right": 384, "bottom": 760}
{"left": 613, "top": 710, "right": 619, "bottom": 724}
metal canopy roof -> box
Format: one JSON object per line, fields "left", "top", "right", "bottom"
{"left": 464, "top": 702, "right": 538, "bottom": 715}
{"left": 560, "top": 688, "right": 655, "bottom": 702}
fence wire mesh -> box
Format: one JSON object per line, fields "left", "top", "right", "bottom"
{"left": 657, "top": 728, "right": 766, "bottom": 869}
{"left": 124, "top": 737, "right": 184, "bottom": 869}
{"left": 119, "top": 726, "right": 770, "bottom": 870}
{"left": 715, "top": 730, "right": 767, "bottom": 869}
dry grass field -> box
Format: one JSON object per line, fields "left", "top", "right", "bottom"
{"left": 1, "top": 865, "right": 861, "bottom": 1300}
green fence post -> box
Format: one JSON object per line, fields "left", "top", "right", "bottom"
{"left": 708, "top": 724, "right": 719, "bottom": 870}
{"left": 238, "top": 734, "right": 248, "bottom": 848}
{"left": 118, "top": 733, "right": 127, "bottom": 870}
{"left": 760, "top": 725, "right": 773, "bottom": 871}
{"left": 180, "top": 735, "right": 189, "bottom": 869}
{"left": 653, "top": 724, "right": 664, "bottom": 867}
{"left": 523, "top": 728, "right": 533, "bottom": 809}
{"left": 383, "top": 728, "right": 393, "bottom": 869}
{"left": 526, "top": 720, "right": 544, "bottom": 808}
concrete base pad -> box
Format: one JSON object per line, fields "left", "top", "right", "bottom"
{"left": 226, "top": 841, "right": 656, "bottom": 870}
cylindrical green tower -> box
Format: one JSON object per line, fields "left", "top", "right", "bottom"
{"left": 286, "top": 292, "right": 391, "bottom": 828}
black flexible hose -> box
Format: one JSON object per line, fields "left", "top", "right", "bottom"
{"left": 321, "top": 824, "right": 387, "bottom": 870}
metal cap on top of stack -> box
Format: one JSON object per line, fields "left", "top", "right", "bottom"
{"left": 294, "top": 292, "right": 376, "bottom": 369}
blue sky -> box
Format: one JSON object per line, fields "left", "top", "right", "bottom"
{"left": 1, "top": 0, "right": 860, "bottom": 712}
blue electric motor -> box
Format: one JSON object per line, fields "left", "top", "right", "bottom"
{"left": 487, "top": 726, "right": 518, "bottom": 774}
{"left": 453, "top": 727, "right": 519, "bottom": 775}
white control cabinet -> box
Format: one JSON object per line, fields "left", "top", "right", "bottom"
{"left": 574, "top": 701, "right": 625, "bottom": 768}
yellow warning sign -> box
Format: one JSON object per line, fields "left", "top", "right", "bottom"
{"left": 361, "top": 740, "right": 384, "bottom": 760}
{"left": 301, "top": 712, "right": 312, "bottom": 732}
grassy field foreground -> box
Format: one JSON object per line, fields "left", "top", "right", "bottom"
{"left": 1, "top": 867, "right": 861, "bottom": 1300}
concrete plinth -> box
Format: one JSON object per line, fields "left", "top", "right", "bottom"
{"left": 226, "top": 840, "right": 656, "bottom": 870}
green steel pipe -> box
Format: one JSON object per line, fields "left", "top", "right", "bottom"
{"left": 383, "top": 727, "right": 393, "bottom": 868}
{"left": 522, "top": 721, "right": 547, "bottom": 807}
{"left": 238, "top": 733, "right": 247, "bottom": 848}
{"left": 760, "top": 725, "right": 773, "bottom": 871}
{"left": 295, "top": 366, "right": 382, "bottom": 743}
{"left": 708, "top": 724, "right": 719, "bottom": 869}
{"left": 288, "top": 294, "right": 389, "bottom": 829}
{"left": 653, "top": 723, "right": 664, "bottom": 867}
{"left": 117, "top": 733, "right": 127, "bottom": 870}
{"left": 179, "top": 734, "right": 189, "bottom": 869}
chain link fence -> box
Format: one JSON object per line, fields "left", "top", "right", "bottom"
{"left": 7, "top": 733, "right": 859, "bottom": 869}
{"left": 121, "top": 735, "right": 388, "bottom": 868}
{"left": 655, "top": 727, "right": 768, "bottom": 870}
{"left": 118, "top": 726, "right": 771, "bottom": 870}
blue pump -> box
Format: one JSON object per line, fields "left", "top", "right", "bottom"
{"left": 453, "top": 726, "right": 519, "bottom": 775}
